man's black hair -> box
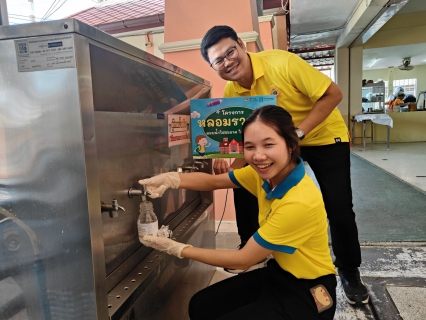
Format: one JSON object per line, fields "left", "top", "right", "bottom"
{"left": 200, "top": 25, "right": 238, "bottom": 63}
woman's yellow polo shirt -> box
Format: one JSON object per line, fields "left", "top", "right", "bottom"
{"left": 229, "top": 160, "right": 336, "bottom": 279}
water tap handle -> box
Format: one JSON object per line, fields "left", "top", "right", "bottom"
{"left": 141, "top": 184, "right": 152, "bottom": 196}
{"left": 101, "top": 198, "right": 125, "bottom": 218}
{"left": 194, "top": 160, "right": 209, "bottom": 169}
{"left": 112, "top": 199, "right": 125, "bottom": 212}
{"left": 169, "top": 166, "right": 183, "bottom": 173}
{"left": 128, "top": 187, "right": 151, "bottom": 199}
{"left": 194, "top": 160, "right": 208, "bottom": 168}
{"left": 182, "top": 165, "right": 199, "bottom": 171}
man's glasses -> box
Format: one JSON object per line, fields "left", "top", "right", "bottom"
{"left": 209, "top": 45, "right": 239, "bottom": 71}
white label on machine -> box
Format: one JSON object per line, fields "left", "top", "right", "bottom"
{"left": 14, "top": 35, "right": 76, "bottom": 72}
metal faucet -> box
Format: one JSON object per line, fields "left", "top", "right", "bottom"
{"left": 182, "top": 164, "right": 199, "bottom": 171}
{"left": 169, "top": 166, "right": 183, "bottom": 173}
{"left": 101, "top": 199, "right": 125, "bottom": 218}
{"left": 193, "top": 160, "right": 208, "bottom": 168}
{"left": 128, "top": 185, "right": 152, "bottom": 198}
{"left": 182, "top": 160, "right": 209, "bottom": 171}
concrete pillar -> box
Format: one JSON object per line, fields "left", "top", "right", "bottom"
{"left": 335, "top": 47, "right": 349, "bottom": 124}
{"left": 335, "top": 45, "right": 362, "bottom": 140}
{"left": 272, "top": 12, "right": 288, "bottom": 50}
{"left": 349, "top": 46, "right": 363, "bottom": 117}
{"left": 258, "top": 15, "right": 274, "bottom": 50}
{"left": 388, "top": 67, "right": 394, "bottom": 98}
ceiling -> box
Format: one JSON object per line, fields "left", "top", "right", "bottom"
{"left": 362, "top": 0, "right": 426, "bottom": 70}
{"left": 363, "top": 43, "right": 426, "bottom": 70}
{"left": 286, "top": 0, "right": 426, "bottom": 71}
{"left": 289, "top": 0, "right": 360, "bottom": 50}
{"left": 286, "top": 0, "right": 362, "bottom": 69}
{"left": 68, "top": 0, "right": 426, "bottom": 71}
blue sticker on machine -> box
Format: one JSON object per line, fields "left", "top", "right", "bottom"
{"left": 157, "top": 113, "right": 165, "bottom": 119}
{"left": 48, "top": 41, "right": 63, "bottom": 48}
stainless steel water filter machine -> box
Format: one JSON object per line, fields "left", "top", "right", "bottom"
{"left": 0, "top": 19, "right": 215, "bottom": 320}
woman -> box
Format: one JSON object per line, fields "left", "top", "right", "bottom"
{"left": 385, "top": 86, "right": 407, "bottom": 112}
{"left": 139, "top": 105, "right": 337, "bottom": 320}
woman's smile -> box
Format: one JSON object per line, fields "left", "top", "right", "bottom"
{"left": 255, "top": 163, "right": 273, "bottom": 171}
{"left": 244, "top": 121, "right": 296, "bottom": 186}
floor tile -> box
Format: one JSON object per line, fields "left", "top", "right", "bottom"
{"left": 351, "top": 142, "right": 426, "bottom": 192}
{"left": 209, "top": 267, "right": 236, "bottom": 286}
{"left": 386, "top": 286, "right": 426, "bottom": 320}
{"left": 209, "top": 142, "right": 426, "bottom": 319}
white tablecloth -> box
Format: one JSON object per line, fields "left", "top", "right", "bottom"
{"left": 353, "top": 114, "right": 393, "bottom": 128}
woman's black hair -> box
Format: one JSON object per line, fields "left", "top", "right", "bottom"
{"left": 200, "top": 26, "right": 238, "bottom": 63}
{"left": 241, "top": 105, "right": 300, "bottom": 163}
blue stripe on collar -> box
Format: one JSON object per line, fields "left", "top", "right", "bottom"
{"left": 262, "top": 158, "right": 305, "bottom": 200}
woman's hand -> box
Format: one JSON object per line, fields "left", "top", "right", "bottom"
{"left": 138, "top": 172, "right": 181, "bottom": 198}
{"left": 213, "top": 159, "right": 232, "bottom": 175}
{"left": 140, "top": 235, "right": 192, "bottom": 259}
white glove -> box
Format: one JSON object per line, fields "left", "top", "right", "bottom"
{"left": 138, "top": 172, "right": 180, "bottom": 198}
{"left": 140, "top": 235, "right": 192, "bottom": 259}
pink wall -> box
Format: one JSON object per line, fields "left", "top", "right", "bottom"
{"left": 145, "top": 32, "right": 155, "bottom": 55}
{"left": 164, "top": 0, "right": 259, "bottom": 42}
{"left": 164, "top": 50, "right": 227, "bottom": 99}
{"left": 211, "top": 159, "right": 237, "bottom": 222}
{"left": 259, "top": 20, "right": 274, "bottom": 50}
{"left": 163, "top": 0, "right": 272, "bottom": 221}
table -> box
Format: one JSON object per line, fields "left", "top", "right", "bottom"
{"left": 351, "top": 114, "right": 393, "bottom": 150}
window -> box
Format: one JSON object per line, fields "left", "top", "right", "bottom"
{"left": 316, "top": 66, "right": 335, "bottom": 81}
{"left": 319, "top": 69, "right": 332, "bottom": 78}
{"left": 384, "top": 80, "right": 389, "bottom": 98}
{"left": 383, "top": 78, "right": 417, "bottom": 99}
{"left": 393, "top": 78, "right": 417, "bottom": 96}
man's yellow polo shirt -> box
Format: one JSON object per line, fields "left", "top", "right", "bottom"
{"left": 229, "top": 160, "right": 336, "bottom": 279}
{"left": 224, "top": 50, "right": 349, "bottom": 146}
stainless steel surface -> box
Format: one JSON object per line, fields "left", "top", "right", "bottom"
{"left": 0, "top": 19, "right": 211, "bottom": 88}
{"left": 289, "top": 0, "right": 360, "bottom": 50}
{"left": 94, "top": 111, "right": 203, "bottom": 280}
{"left": 0, "top": 19, "right": 213, "bottom": 320}
{"left": 75, "top": 33, "right": 109, "bottom": 320}
{"left": 417, "top": 91, "right": 426, "bottom": 110}
{"left": 110, "top": 203, "right": 215, "bottom": 320}
{"left": 128, "top": 188, "right": 144, "bottom": 198}
{"left": 0, "top": 35, "right": 101, "bottom": 319}
{"left": 101, "top": 199, "right": 126, "bottom": 218}
{"left": 359, "top": 0, "right": 410, "bottom": 46}
{"left": 0, "top": 0, "right": 9, "bottom": 26}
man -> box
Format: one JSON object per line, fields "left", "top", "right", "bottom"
{"left": 200, "top": 25, "right": 369, "bottom": 306}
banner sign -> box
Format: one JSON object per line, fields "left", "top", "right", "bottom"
{"left": 168, "top": 114, "right": 190, "bottom": 147}
{"left": 190, "top": 96, "right": 276, "bottom": 159}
